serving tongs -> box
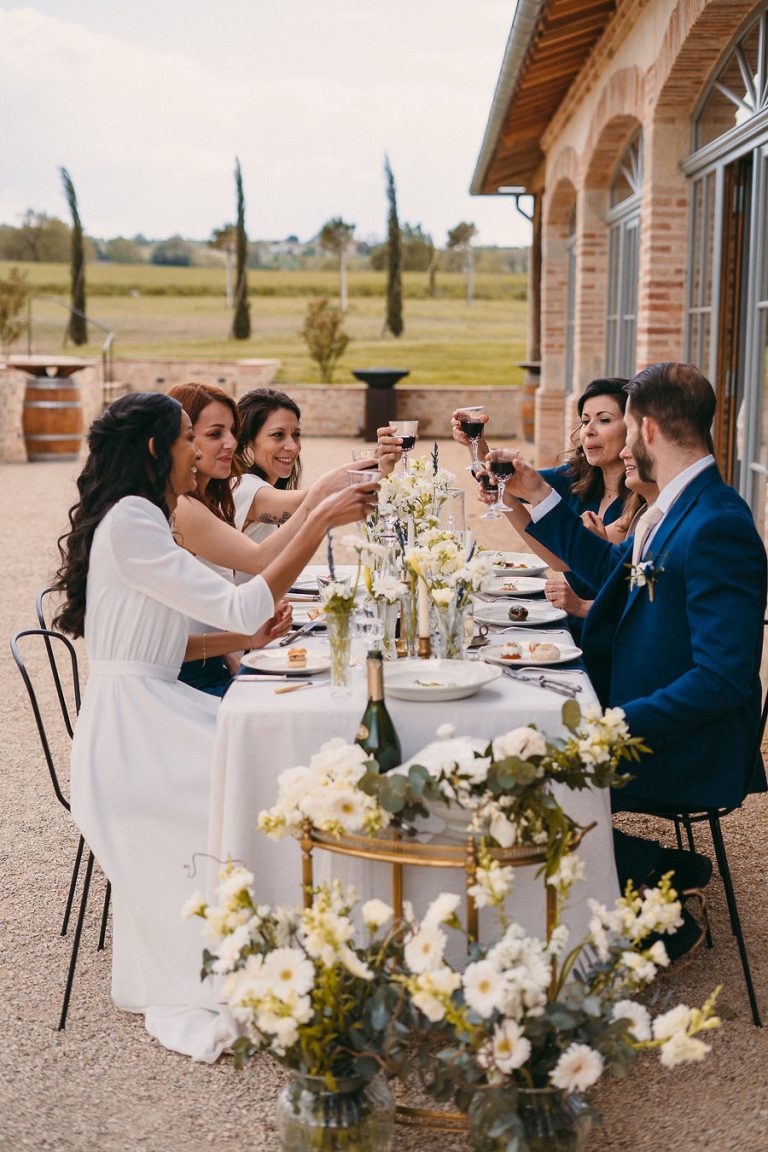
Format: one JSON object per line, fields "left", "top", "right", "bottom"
{"left": 501, "top": 666, "right": 583, "bottom": 697}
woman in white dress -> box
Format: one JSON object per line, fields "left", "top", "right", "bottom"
{"left": 52, "top": 393, "right": 376, "bottom": 1061}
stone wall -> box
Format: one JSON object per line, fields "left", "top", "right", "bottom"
{"left": 0, "top": 359, "right": 522, "bottom": 460}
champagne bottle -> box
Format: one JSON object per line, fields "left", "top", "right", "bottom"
{"left": 355, "top": 649, "right": 402, "bottom": 773}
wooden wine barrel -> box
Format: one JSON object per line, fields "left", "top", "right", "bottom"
{"left": 22, "top": 376, "right": 84, "bottom": 461}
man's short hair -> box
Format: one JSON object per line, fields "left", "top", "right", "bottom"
{"left": 624, "top": 362, "right": 715, "bottom": 451}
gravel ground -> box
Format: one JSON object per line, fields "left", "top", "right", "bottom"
{"left": 1, "top": 438, "right": 767, "bottom": 1152}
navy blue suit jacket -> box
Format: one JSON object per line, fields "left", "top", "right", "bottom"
{"left": 527, "top": 465, "right": 767, "bottom": 809}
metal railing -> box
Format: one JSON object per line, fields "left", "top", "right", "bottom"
{"left": 27, "top": 295, "right": 115, "bottom": 393}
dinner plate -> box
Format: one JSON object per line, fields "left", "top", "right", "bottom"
{"left": 482, "top": 641, "right": 582, "bottom": 668}
{"left": 482, "top": 576, "right": 547, "bottom": 598}
{"left": 240, "top": 650, "right": 331, "bottom": 676}
{"left": 490, "top": 551, "right": 549, "bottom": 577}
{"left": 384, "top": 659, "right": 502, "bottom": 701}
{"left": 473, "top": 601, "right": 567, "bottom": 627}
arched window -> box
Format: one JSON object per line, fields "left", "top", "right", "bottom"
{"left": 695, "top": 13, "right": 768, "bottom": 150}
{"left": 605, "top": 132, "right": 642, "bottom": 377}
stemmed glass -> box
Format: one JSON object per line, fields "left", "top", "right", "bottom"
{"left": 351, "top": 445, "right": 379, "bottom": 463}
{"left": 456, "top": 406, "right": 486, "bottom": 473}
{"left": 481, "top": 454, "right": 515, "bottom": 519}
{"left": 390, "top": 420, "right": 419, "bottom": 471}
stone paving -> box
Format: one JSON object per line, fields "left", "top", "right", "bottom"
{"left": 1, "top": 439, "right": 767, "bottom": 1151}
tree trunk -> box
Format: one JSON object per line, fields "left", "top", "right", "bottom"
{"left": 339, "top": 252, "right": 348, "bottom": 313}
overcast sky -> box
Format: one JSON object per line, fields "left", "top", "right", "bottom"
{"left": 0, "top": 1, "right": 532, "bottom": 250}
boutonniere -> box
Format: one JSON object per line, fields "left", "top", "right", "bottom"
{"left": 626, "top": 553, "right": 666, "bottom": 601}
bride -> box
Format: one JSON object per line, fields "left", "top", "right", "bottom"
{"left": 51, "top": 392, "right": 376, "bottom": 1061}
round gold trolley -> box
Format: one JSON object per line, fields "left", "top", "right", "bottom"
{"left": 299, "top": 821, "right": 556, "bottom": 1131}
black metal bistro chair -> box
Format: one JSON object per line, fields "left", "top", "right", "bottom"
{"left": 10, "top": 627, "right": 110, "bottom": 1029}
{"left": 636, "top": 666, "right": 768, "bottom": 1029}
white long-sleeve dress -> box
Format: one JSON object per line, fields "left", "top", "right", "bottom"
{"left": 70, "top": 496, "right": 274, "bottom": 1061}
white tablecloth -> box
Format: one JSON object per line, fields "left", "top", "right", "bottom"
{"left": 208, "top": 640, "right": 619, "bottom": 946}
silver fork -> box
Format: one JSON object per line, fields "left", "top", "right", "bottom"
{"left": 502, "top": 667, "right": 582, "bottom": 697}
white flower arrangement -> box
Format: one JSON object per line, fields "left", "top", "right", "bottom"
{"left": 398, "top": 876, "right": 720, "bottom": 1140}
{"left": 376, "top": 455, "right": 456, "bottom": 538}
{"left": 258, "top": 737, "right": 392, "bottom": 841}
{"left": 405, "top": 532, "right": 497, "bottom": 610}
{"left": 186, "top": 869, "right": 413, "bottom": 1081}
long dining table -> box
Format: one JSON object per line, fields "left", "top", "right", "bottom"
{"left": 207, "top": 603, "right": 620, "bottom": 947}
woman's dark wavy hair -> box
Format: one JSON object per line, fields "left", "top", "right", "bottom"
{"left": 236, "top": 388, "right": 303, "bottom": 491}
{"left": 167, "top": 382, "right": 240, "bottom": 524}
{"left": 561, "top": 378, "right": 630, "bottom": 505}
{"left": 52, "top": 392, "right": 183, "bottom": 638}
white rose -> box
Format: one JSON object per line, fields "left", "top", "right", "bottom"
{"left": 492, "top": 727, "right": 548, "bottom": 761}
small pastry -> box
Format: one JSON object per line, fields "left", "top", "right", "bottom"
{"left": 286, "top": 647, "right": 308, "bottom": 667}
{"left": 528, "top": 641, "right": 560, "bottom": 661}
{"left": 500, "top": 641, "right": 523, "bottom": 660}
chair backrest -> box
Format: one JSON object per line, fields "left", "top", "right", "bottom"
{"left": 10, "top": 628, "right": 81, "bottom": 812}
{"left": 35, "top": 587, "right": 79, "bottom": 738}
{"left": 746, "top": 617, "right": 768, "bottom": 795}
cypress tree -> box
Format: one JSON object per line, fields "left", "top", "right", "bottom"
{"left": 231, "top": 157, "right": 251, "bottom": 340}
{"left": 59, "top": 167, "right": 87, "bottom": 345}
{"left": 383, "top": 155, "right": 403, "bottom": 338}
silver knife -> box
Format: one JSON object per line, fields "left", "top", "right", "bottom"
{"left": 278, "top": 618, "right": 324, "bottom": 646}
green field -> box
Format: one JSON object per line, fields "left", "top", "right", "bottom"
{"left": 3, "top": 261, "right": 528, "bottom": 387}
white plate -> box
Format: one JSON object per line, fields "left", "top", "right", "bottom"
{"left": 490, "top": 552, "right": 549, "bottom": 577}
{"left": 483, "top": 576, "right": 547, "bottom": 598}
{"left": 240, "top": 650, "right": 331, "bottom": 676}
{"left": 482, "top": 641, "right": 582, "bottom": 668}
{"left": 384, "top": 659, "right": 502, "bottom": 701}
{"left": 288, "top": 607, "right": 326, "bottom": 628}
{"left": 473, "top": 601, "right": 567, "bottom": 627}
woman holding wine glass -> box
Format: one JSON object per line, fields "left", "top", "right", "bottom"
{"left": 470, "top": 379, "right": 632, "bottom": 638}
{"left": 51, "top": 392, "right": 376, "bottom": 1063}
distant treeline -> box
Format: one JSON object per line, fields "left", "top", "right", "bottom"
{"left": 0, "top": 212, "right": 528, "bottom": 277}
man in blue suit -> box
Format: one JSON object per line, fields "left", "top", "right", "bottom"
{"left": 493, "top": 363, "right": 766, "bottom": 901}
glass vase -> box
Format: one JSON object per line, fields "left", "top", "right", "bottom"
{"left": 468, "top": 1087, "right": 592, "bottom": 1152}
{"left": 433, "top": 600, "right": 468, "bottom": 660}
{"left": 276, "top": 1074, "right": 395, "bottom": 1152}
{"left": 324, "top": 610, "right": 353, "bottom": 695}
{"left": 373, "top": 598, "right": 401, "bottom": 660}
{"left": 401, "top": 578, "right": 419, "bottom": 657}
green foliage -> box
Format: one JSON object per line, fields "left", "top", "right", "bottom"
{"left": 318, "top": 217, "right": 355, "bottom": 255}
{"left": 299, "top": 297, "right": 350, "bottom": 383}
{"left": 369, "top": 222, "right": 434, "bottom": 273}
{"left": 232, "top": 157, "right": 251, "bottom": 339}
{"left": 60, "top": 168, "right": 87, "bottom": 345}
{"left": 383, "top": 155, "right": 403, "bottom": 337}
{"left": 151, "top": 234, "right": 194, "bottom": 266}
{"left": 0, "top": 266, "right": 31, "bottom": 353}
{"left": 0, "top": 211, "right": 72, "bottom": 263}
{"left": 102, "top": 236, "right": 145, "bottom": 264}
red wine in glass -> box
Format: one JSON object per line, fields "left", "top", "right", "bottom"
{"left": 399, "top": 435, "right": 417, "bottom": 451}
{"left": 482, "top": 457, "right": 515, "bottom": 518}
{"left": 460, "top": 419, "right": 484, "bottom": 439}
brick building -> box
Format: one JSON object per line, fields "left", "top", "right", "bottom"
{"left": 472, "top": 0, "right": 768, "bottom": 538}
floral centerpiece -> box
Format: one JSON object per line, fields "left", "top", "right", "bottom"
{"left": 258, "top": 702, "right": 644, "bottom": 901}
{"left": 185, "top": 870, "right": 410, "bottom": 1151}
{"left": 405, "top": 530, "right": 498, "bottom": 657}
{"left": 396, "top": 876, "right": 720, "bottom": 1151}
{"left": 320, "top": 533, "right": 361, "bottom": 694}
{"left": 375, "top": 453, "right": 456, "bottom": 542}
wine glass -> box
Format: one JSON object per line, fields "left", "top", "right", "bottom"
{"left": 481, "top": 455, "right": 516, "bottom": 519}
{"left": 390, "top": 420, "right": 419, "bottom": 471}
{"left": 346, "top": 467, "right": 382, "bottom": 487}
{"left": 351, "top": 445, "right": 379, "bottom": 462}
{"left": 456, "top": 406, "right": 486, "bottom": 473}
